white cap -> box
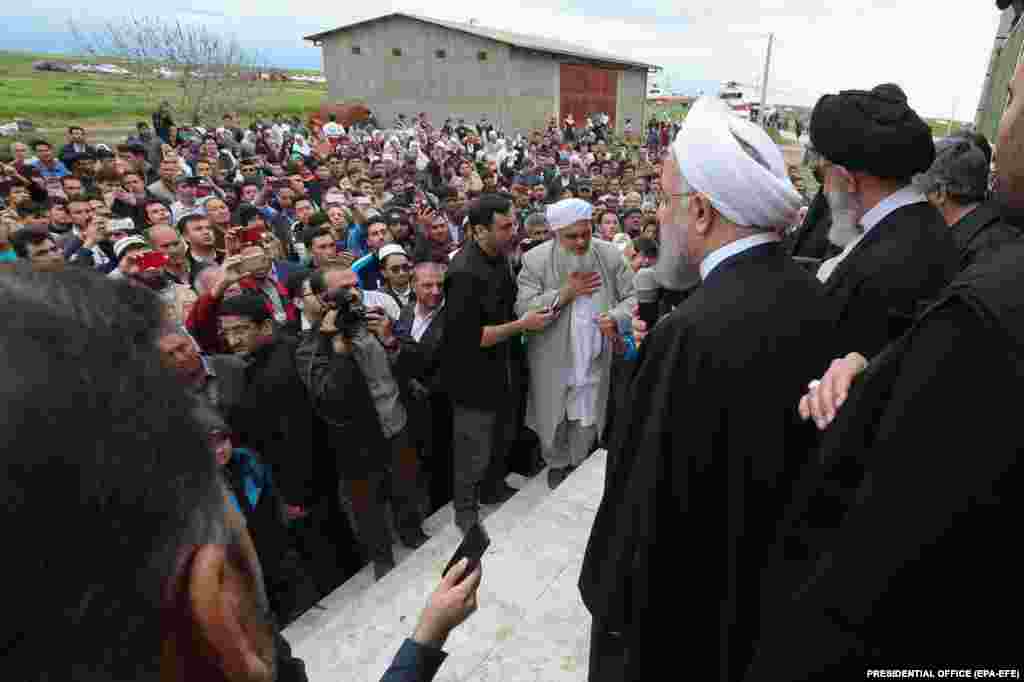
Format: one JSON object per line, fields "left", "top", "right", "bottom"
{"left": 113, "top": 235, "right": 148, "bottom": 259}
{"left": 545, "top": 198, "right": 593, "bottom": 231}
{"left": 377, "top": 243, "right": 407, "bottom": 263}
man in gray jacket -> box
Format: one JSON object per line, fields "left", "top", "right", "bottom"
{"left": 516, "top": 198, "right": 635, "bottom": 488}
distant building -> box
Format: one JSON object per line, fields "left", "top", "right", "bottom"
{"left": 304, "top": 12, "right": 659, "bottom": 135}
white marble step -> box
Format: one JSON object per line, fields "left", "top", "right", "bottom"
{"left": 283, "top": 463, "right": 559, "bottom": 651}
{"left": 283, "top": 450, "right": 607, "bottom": 682}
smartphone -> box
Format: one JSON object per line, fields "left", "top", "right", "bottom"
{"left": 443, "top": 522, "right": 490, "bottom": 582}
{"left": 239, "top": 226, "right": 266, "bottom": 245}
{"left": 135, "top": 251, "right": 169, "bottom": 271}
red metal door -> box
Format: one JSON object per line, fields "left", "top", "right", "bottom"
{"left": 560, "top": 63, "right": 618, "bottom": 130}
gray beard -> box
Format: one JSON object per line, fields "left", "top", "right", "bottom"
{"left": 554, "top": 242, "right": 599, "bottom": 283}
{"left": 828, "top": 212, "right": 863, "bottom": 248}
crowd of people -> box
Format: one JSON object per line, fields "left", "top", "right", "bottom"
{"left": 0, "top": 105, "right": 672, "bottom": 637}
{"left": 3, "top": 45, "right": 1022, "bottom": 681}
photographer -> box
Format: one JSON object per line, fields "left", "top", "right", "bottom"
{"left": 295, "top": 266, "right": 429, "bottom": 580}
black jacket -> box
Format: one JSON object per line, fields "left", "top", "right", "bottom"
{"left": 440, "top": 239, "right": 524, "bottom": 411}
{"left": 580, "top": 243, "right": 838, "bottom": 681}
{"left": 949, "top": 200, "right": 1022, "bottom": 272}
{"left": 226, "top": 334, "right": 318, "bottom": 505}
{"left": 746, "top": 243, "right": 1024, "bottom": 678}
{"left": 395, "top": 301, "right": 447, "bottom": 394}
{"left": 822, "top": 200, "right": 958, "bottom": 358}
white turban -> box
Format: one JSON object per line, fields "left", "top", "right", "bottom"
{"left": 546, "top": 198, "right": 593, "bottom": 231}
{"left": 672, "top": 96, "right": 800, "bottom": 229}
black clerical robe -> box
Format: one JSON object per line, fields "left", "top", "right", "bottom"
{"left": 579, "top": 242, "right": 838, "bottom": 682}
{"left": 785, "top": 187, "right": 839, "bottom": 263}
{"left": 821, "top": 201, "right": 958, "bottom": 359}
{"left": 745, "top": 242, "right": 1024, "bottom": 679}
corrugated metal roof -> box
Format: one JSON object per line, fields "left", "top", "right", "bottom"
{"left": 304, "top": 12, "right": 659, "bottom": 71}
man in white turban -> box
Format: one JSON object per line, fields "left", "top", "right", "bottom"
{"left": 579, "top": 97, "right": 841, "bottom": 681}
{"left": 515, "top": 198, "right": 635, "bottom": 489}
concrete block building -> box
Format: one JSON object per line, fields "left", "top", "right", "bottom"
{"left": 304, "top": 12, "right": 659, "bottom": 136}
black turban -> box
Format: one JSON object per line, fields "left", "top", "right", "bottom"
{"left": 810, "top": 83, "right": 935, "bottom": 180}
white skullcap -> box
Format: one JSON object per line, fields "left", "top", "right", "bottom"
{"left": 378, "top": 243, "right": 408, "bottom": 263}
{"left": 672, "top": 96, "right": 800, "bottom": 229}
{"left": 546, "top": 198, "right": 593, "bottom": 231}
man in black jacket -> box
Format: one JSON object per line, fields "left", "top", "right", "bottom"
{"left": 295, "top": 266, "right": 429, "bottom": 580}
{"left": 394, "top": 260, "right": 451, "bottom": 513}
{"left": 216, "top": 293, "right": 318, "bottom": 516}
{"left": 441, "top": 194, "right": 553, "bottom": 534}
{"left": 810, "top": 84, "right": 959, "bottom": 358}
{"left": 745, "top": 64, "right": 1024, "bottom": 679}
{"left": 912, "top": 133, "right": 1020, "bottom": 271}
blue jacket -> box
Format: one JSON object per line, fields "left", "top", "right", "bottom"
{"left": 352, "top": 251, "right": 382, "bottom": 291}
{"left": 379, "top": 639, "right": 447, "bottom": 682}
{"left": 346, "top": 223, "right": 367, "bottom": 257}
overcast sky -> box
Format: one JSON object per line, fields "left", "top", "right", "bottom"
{"left": 4, "top": 1, "right": 1003, "bottom": 119}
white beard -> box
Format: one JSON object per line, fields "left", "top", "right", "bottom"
{"left": 554, "top": 242, "right": 599, "bottom": 284}
{"left": 825, "top": 189, "right": 864, "bottom": 248}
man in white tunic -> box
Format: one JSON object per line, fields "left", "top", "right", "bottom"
{"left": 516, "top": 198, "right": 635, "bottom": 488}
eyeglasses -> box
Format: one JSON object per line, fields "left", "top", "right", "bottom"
{"left": 388, "top": 264, "right": 414, "bottom": 273}
{"left": 658, "top": 191, "right": 699, "bottom": 209}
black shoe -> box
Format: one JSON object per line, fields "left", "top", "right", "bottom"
{"left": 524, "top": 454, "right": 546, "bottom": 478}
{"left": 399, "top": 528, "right": 429, "bottom": 550}
{"left": 374, "top": 560, "right": 395, "bottom": 581}
{"left": 480, "top": 483, "right": 517, "bottom": 505}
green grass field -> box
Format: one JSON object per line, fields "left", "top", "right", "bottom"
{"left": 0, "top": 50, "right": 327, "bottom": 135}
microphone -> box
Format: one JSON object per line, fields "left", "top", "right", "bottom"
{"left": 634, "top": 266, "right": 661, "bottom": 329}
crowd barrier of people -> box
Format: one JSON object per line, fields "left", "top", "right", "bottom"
{"left": 2, "top": 54, "right": 1022, "bottom": 682}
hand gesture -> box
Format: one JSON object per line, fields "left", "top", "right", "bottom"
{"left": 82, "top": 216, "right": 107, "bottom": 248}
{"left": 798, "top": 352, "right": 869, "bottom": 430}
{"left": 221, "top": 255, "right": 247, "bottom": 286}
{"left": 567, "top": 270, "right": 602, "bottom": 301}
{"left": 630, "top": 303, "right": 649, "bottom": 348}
{"left": 416, "top": 207, "right": 435, "bottom": 229}
{"left": 224, "top": 227, "right": 242, "bottom": 257}
{"left": 319, "top": 308, "right": 339, "bottom": 336}
{"left": 413, "top": 558, "right": 482, "bottom": 647}
{"left": 595, "top": 313, "right": 617, "bottom": 340}
{"left": 366, "top": 306, "right": 393, "bottom": 342}
{"left": 520, "top": 307, "right": 555, "bottom": 332}
{"left": 332, "top": 250, "right": 356, "bottom": 268}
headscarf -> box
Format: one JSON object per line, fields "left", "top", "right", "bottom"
{"left": 672, "top": 96, "right": 801, "bottom": 230}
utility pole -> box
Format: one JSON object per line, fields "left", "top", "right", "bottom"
{"left": 948, "top": 96, "right": 958, "bottom": 136}
{"left": 760, "top": 32, "right": 774, "bottom": 122}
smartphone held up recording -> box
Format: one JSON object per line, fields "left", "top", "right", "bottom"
{"left": 443, "top": 522, "right": 490, "bottom": 582}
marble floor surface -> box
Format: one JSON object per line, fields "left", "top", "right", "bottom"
{"left": 283, "top": 450, "right": 607, "bottom": 682}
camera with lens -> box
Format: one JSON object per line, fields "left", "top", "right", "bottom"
{"left": 325, "top": 287, "right": 368, "bottom": 337}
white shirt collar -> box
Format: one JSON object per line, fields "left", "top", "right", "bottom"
{"left": 859, "top": 185, "right": 927, "bottom": 236}
{"left": 415, "top": 300, "right": 443, "bottom": 319}
{"left": 699, "top": 233, "right": 780, "bottom": 280}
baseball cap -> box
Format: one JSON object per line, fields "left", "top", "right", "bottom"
{"left": 113, "top": 235, "right": 149, "bottom": 259}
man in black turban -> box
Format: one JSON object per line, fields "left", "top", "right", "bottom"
{"left": 809, "top": 83, "right": 958, "bottom": 357}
